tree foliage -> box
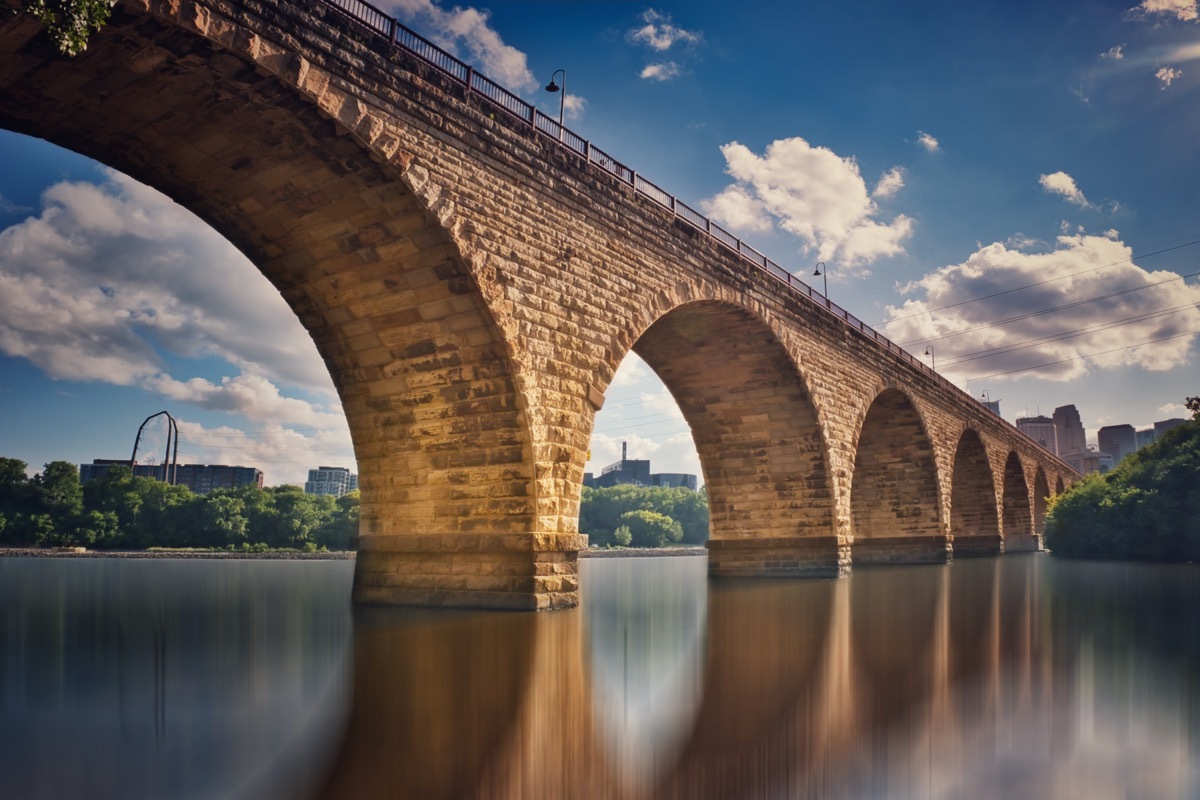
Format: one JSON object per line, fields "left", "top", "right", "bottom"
{"left": 580, "top": 484, "right": 707, "bottom": 547}
{"left": 21, "top": 0, "right": 116, "bottom": 56}
{"left": 0, "top": 457, "right": 359, "bottom": 551}
{"left": 1046, "top": 415, "right": 1200, "bottom": 561}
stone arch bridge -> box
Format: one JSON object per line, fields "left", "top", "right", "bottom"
{"left": 0, "top": 0, "right": 1077, "bottom": 609}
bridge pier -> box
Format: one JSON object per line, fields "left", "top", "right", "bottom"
{"left": 706, "top": 537, "right": 850, "bottom": 579}
{"left": 352, "top": 533, "right": 587, "bottom": 610}
{"left": 951, "top": 534, "right": 1005, "bottom": 557}
{"left": 850, "top": 535, "right": 954, "bottom": 566}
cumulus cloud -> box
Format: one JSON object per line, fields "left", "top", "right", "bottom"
{"left": 1156, "top": 65, "right": 1184, "bottom": 86}
{"left": 1133, "top": 0, "right": 1198, "bottom": 21}
{"left": 0, "top": 172, "right": 352, "bottom": 483}
{"left": 0, "top": 172, "right": 334, "bottom": 392}
{"left": 627, "top": 9, "right": 701, "bottom": 51}
{"left": 701, "top": 137, "right": 913, "bottom": 270}
{"left": 385, "top": 0, "right": 536, "bottom": 91}
{"left": 640, "top": 62, "right": 683, "bottom": 81}
{"left": 172, "top": 419, "right": 354, "bottom": 487}
{"left": 880, "top": 231, "right": 1200, "bottom": 383}
{"left": 1102, "top": 44, "right": 1127, "bottom": 60}
{"left": 873, "top": 167, "right": 905, "bottom": 199}
{"left": 1039, "top": 171, "right": 1091, "bottom": 207}
{"left": 916, "top": 131, "right": 940, "bottom": 152}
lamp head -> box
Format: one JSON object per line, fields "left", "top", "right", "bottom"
{"left": 813, "top": 261, "right": 824, "bottom": 276}
{"left": 545, "top": 80, "right": 560, "bottom": 93}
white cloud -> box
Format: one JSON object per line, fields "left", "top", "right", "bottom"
{"left": 872, "top": 167, "right": 905, "bottom": 199}
{"left": 144, "top": 373, "right": 346, "bottom": 430}
{"left": 1102, "top": 44, "right": 1127, "bottom": 60}
{"left": 172, "top": 418, "right": 354, "bottom": 487}
{"left": 640, "top": 62, "right": 683, "bottom": 81}
{"left": 880, "top": 232, "right": 1200, "bottom": 383}
{"left": 1134, "top": 0, "right": 1198, "bottom": 22}
{"left": 0, "top": 172, "right": 333, "bottom": 393}
{"left": 1039, "top": 171, "right": 1091, "bottom": 207}
{"left": 384, "top": 0, "right": 536, "bottom": 91}
{"left": 0, "top": 194, "right": 31, "bottom": 215}
{"left": 562, "top": 93, "right": 586, "bottom": 121}
{"left": 627, "top": 9, "right": 701, "bottom": 51}
{"left": 701, "top": 137, "right": 913, "bottom": 269}
{"left": 1156, "top": 65, "right": 1184, "bottom": 87}
{"left": 916, "top": 131, "right": 940, "bottom": 152}
{"left": 1157, "top": 401, "right": 1189, "bottom": 416}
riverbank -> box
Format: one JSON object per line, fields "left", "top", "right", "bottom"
{"left": 0, "top": 546, "right": 708, "bottom": 560}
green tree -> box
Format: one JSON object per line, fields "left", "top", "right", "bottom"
{"left": 0, "top": 458, "right": 34, "bottom": 544}
{"left": 579, "top": 484, "right": 708, "bottom": 547}
{"left": 618, "top": 509, "right": 684, "bottom": 548}
{"left": 34, "top": 461, "right": 83, "bottom": 522}
{"left": 313, "top": 490, "right": 359, "bottom": 551}
{"left": 1046, "top": 416, "right": 1200, "bottom": 561}
{"left": 191, "top": 491, "right": 250, "bottom": 548}
{"left": 21, "top": 0, "right": 116, "bottom": 56}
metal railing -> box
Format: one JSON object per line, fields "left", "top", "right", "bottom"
{"left": 312, "top": 0, "right": 964, "bottom": 388}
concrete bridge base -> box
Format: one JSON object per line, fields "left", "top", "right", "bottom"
{"left": 952, "top": 535, "right": 1006, "bottom": 557}
{"left": 851, "top": 535, "right": 954, "bottom": 566}
{"left": 707, "top": 537, "right": 850, "bottom": 578}
{"left": 353, "top": 533, "right": 587, "bottom": 610}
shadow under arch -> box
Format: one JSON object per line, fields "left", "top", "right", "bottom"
{"left": 1032, "top": 467, "right": 1050, "bottom": 535}
{"left": 1001, "top": 452, "right": 1034, "bottom": 546}
{"left": 629, "top": 300, "right": 838, "bottom": 576}
{"left": 850, "top": 388, "right": 947, "bottom": 564}
{"left": 0, "top": 5, "right": 556, "bottom": 607}
{"left": 1055, "top": 475, "right": 1066, "bottom": 496}
{"left": 950, "top": 429, "right": 1002, "bottom": 556}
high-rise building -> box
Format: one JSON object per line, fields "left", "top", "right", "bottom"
{"left": 1154, "top": 418, "right": 1187, "bottom": 438}
{"left": 305, "top": 466, "right": 358, "bottom": 497}
{"left": 982, "top": 399, "right": 1002, "bottom": 416}
{"left": 175, "top": 464, "right": 264, "bottom": 494}
{"left": 1016, "top": 415, "right": 1058, "bottom": 455}
{"left": 1136, "top": 428, "right": 1156, "bottom": 449}
{"left": 1097, "top": 425, "right": 1137, "bottom": 462}
{"left": 1053, "top": 405, "right": 1087, "bottom": 458}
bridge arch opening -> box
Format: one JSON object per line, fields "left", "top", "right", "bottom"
{"left": 1001, "top": 452, "right": 1033, "bottom": 545}
{"left": 1055, "top": 475, "right": 1066, "bottom": 496}
{"left": 950, "top": 429, "right": 1001, "bottom": 557}
{"left": 1032, "top": 468, "right": 1050, "bottom": 535}
{"left": 623, "top": 300, "right": 835, "bottom": 575}
{"left": 850, "top": 388, "right": 945, "bottom": 564}
{"left": 0, "top": 10, "right": 556, "bottom": 606}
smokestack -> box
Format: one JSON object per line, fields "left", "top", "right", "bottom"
{"left": 622, "top": 441, "right": 627, "bottom": 463}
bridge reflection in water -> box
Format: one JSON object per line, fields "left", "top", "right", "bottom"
{"left": 321, "top": 555, "right": 1200, "bottom": 799}
{"left": 2, "top": 555, "right": 1197, "bottom": 798}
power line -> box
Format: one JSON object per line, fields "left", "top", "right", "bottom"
{"left": 940, "top": 302, "right": 1199, "bottom": 367}
{"left": 881, "top": 237, "right": 1200, "bottom": 328}
{"left": 897, "top": 268, "right": 1200, "bottom": 347}
{"left": 963, "top": 327, "right": 1200, "bottom": 382}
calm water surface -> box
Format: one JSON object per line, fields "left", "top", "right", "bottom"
{"left": 2, "top": 554, "right": 1198, "bottom": 799}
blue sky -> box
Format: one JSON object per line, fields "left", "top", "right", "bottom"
{"left": 3, "top": 0, "right": 1199, "bottom": 485}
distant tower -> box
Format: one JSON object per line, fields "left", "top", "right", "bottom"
{"left": 1016, "top": 415, "right": 1059, "bottom": 455}
{"left": 622, "top": 441, "right": 627, "bottom": 463}
{"left": 1053, "top": 405, "right": 1087, "bottom": 458}
{"left": 1098, "top": 424, "right": 1137, "bottom": 462}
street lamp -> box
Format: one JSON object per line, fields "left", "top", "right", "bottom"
{"left": 924, "top": 346, "right": 936, "bottom": 371}
{"left": 813, "top": 261, "right": 827, "bottom": 299}
{"left": 545, "top": 69, "right": 566, "bottom": 130}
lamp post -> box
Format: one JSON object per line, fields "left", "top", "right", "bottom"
{"left": 544, "top": 69, "right": 566, "bottom": 131}
{"left": 924, "top": 346, "right": 936, "bottom": 371}
{"left": 813, "top": 261, "right": 827, "bottom": 300}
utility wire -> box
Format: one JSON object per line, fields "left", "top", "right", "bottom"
{"left": 881, "top": 237, "right": 1200, "bottom": 327}
{"left": 964, "top": 327, "right": 1200, "bottom": 382}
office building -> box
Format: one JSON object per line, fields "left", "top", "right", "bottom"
{"left": 1016, "top": 415, "right": 1058, "bottom": 455}
{"left": 1097, "top": 425, "right": 1137, "bottom": 463}
{"left": 175, "top": 464, "right": 264, "bottom": 494}
{"left": 1154, "top": 418, "right": 1187, "bottom": 438}
{"left": 79, "top": 458, "right": 168, "bottom": 483}
{"left": 1135, "top": 428, "right": 1156, "bottom": 449}
{"left": 1053, "top": 405, "right": 1087, "bottom": 459}
{"left": 305, "top": 466, "right": 359, "bottom": 497}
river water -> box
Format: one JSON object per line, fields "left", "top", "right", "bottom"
{"left": 1, "top": 553, "right": 1197, "bottom": 799}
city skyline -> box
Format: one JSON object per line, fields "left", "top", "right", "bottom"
{"left": 3, "top": 0, "right": 1200, "bottom": 484}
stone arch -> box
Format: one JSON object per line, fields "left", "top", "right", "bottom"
{"left": 630, "top": 300, "right": 837, "bottom": 576}
{"left": 849, "top": 388, "right": 946, "bottom": 564}
{"left": 950, "top": 429, "right": 1001, "bottom": 557}
{"left": 0, "top": 4, "right": 563, "bottom": 607}
{"left": 1032, "top": 468, "right": 1050, "bottom": 535}
{"left": 1055, "top": 475, "right": 1066, "bottom": 496}
{"left": 1001, "top": 452, "right": 1034, "bottom": 547}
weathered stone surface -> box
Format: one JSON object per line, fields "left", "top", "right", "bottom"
{"left": 0, "top": 0, "right": 1077, "bottom": 609}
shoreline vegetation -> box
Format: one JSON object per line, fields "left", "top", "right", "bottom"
{"left": 1046, "top": 400, "right": 1199, "bottom": 562}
